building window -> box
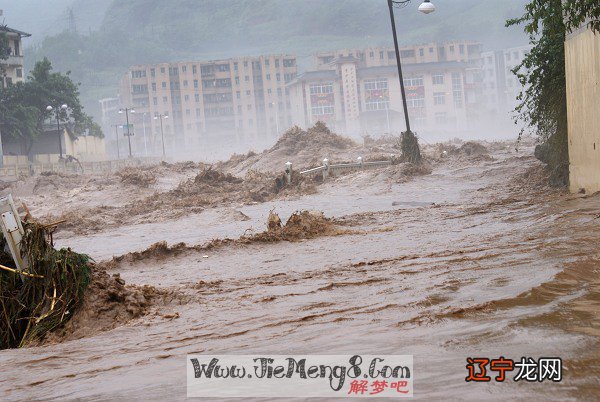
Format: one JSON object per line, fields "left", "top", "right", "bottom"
{"left": 132, "top": 84, "right": 148, "bottom": 94}
{"left": 419, "top": 48, "right": 424, "bottom": 57}
{"left": 407, "top": 98, "right": 425, "bottom": 108}
{"left": 151, "top": 83, "right": 157, "bottom": 91}
{"left": 192, "top": 65, "right": 197, "bottom": 74}
{"left": 184, "top": 94, "right": 189, "bottom": 101}
{"left": 162, "top": 82, "right": 167, "bottom": 89}
{"left": 403, "top": 76, "right": 424, "bottom": 87}
{"left": 163, "top": 96, "right": 168, "bottom": 103}
{"left": 160, "top": 67, "right": 165, "bottom": 74}
{"left": 275, "top": 59, "right": 280, "bottom": 68}
{"left": 379, "top": 51, "right": 384, "bottom": 60}
{"left": 194, "top": 79, "right": 199, "bottom": 88}
{"left": 370, "top": 51, "right": 374, "bottom": 58}
{"left": 311, "top": 105, "right": 335, "bottom": 115}
{"left": 247, "top": 104, "right": 252, "bottom": 111}
{"left": 131, "top": 70, "right": 146, "bottom": 79}
{"left": 183, "top": 80, "right": 188, "bottom": 87}
{"left": 195, "top": 94, "right": 200, "bottom": 102}
{"left": 283, "top": 59, "right": 295, "bottom": 67}
{"left": 182, "top": 66, "right": 187, "bottom": 73}
{"left": 449, "top": 45, "right": 455, "bottom": 53}
{"left": 236, "top": 91, "right": 241, "bottom": 99}
{"left": 153, "top": 97, "right": 158, "bottom": 106}
{"left": 364, "top": 78, "right": 389, "bottom": 111}
{"left": 16, "top": 68, "right": 23, "bottom": 78}
{"left": 435, "top": 112, "right": 447, "bottom": 124}
{"left": 276, "top": 73, "right": 281, "bottom": 82}
{"left": 460, "top": 44, "right": 465, "bottom": 54}
{"left": 264, "top": 59, "right": 270, "bottom": 66}
{"left": 432, "top": 74, "right": 444, "bottom": 85}
{"left": 309, "top": 84, "right": 334, "bottom": 94}
{"left": 235, "top": 77, "right": 240, "bottom": 85}
{"left": 400, "top": 49, "right": 415, "bottom": 58}
{"left": 434, "top": 92, "right": 446, "bottom": 105}
{"left": 150, "top": 68, "right": 156, "bottom": 77}
{"left": 218, "top": 64, "right": 230, "bottom": 72}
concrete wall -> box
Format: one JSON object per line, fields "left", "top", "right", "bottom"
{"left": 565, "top": 27, "right": 600, "bottom": 193}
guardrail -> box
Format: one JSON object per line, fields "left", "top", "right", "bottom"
{"left": 293, "top": 156, "right": 396, "bottom": 182}
{"left": 0, "top": 157, "right": 162, "bottom": 181}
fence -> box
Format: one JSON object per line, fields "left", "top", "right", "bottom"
{"left": 0, "top": 157, "right": 162, "bottom": 181}
{"left": 287, "top": 156, "right": 396, "bottom": 183}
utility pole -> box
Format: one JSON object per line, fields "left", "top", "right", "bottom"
{"left": 387, "top": 0, "right": 436, "bottom": 163}
{"left": 119, "top": 107, "right": 135, "bottom": 158}
{"left": 114, "top": 124, "right": 121, "bottom": 159}
{"left": 154, "top": 113, "right": 168, "bottom": 159}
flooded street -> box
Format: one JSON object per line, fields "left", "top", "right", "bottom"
{"left": 1, "top": 147, "right": 599, "bottom": 400}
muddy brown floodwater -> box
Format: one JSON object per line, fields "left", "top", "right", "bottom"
{"left": 1, "top": 145, "right": 599, "bottom": 401}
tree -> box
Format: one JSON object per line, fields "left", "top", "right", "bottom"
{"left": 507, "top": 0, "right": 600, "bottom": 186}
{"left": 0, "top": 30, "right": 11, "bottom": 78}
{"left": 0, "top": 58, "right": 103, "bottom": 157}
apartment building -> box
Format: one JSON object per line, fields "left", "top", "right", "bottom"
{"left": 0, "top": 25, "right": 31, "bottom": 88}
{"left": 314, "top": 41, "right": 483, "bottom": 70}
{"left": 481, "top": 45, "right": 533, "bottom": 118}
{"left": 290, "top": 47, "right": 479, "bottom": 137}
{"left": 118, "top": 55, "right": 297, "bottom": 157}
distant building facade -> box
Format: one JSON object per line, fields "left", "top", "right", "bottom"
{"left": 118, "top": 55, "right": 297, "bottom": 157}
{"left": 480, "top": 45, "right": 533, "bottom": 119}
{"left": 0, "top": 25, "right": 30, "bottom": 88}
{"left": 289, "top": 42, "right": 484, "bottom": 137}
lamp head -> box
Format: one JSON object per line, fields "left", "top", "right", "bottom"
{"left": 418, "top": 0, "right": 436, "bottom": 14}
{"left": 60, "top": 104, "right": 68, "bottom": 110}
{"left": 46, "top": 105, "right": 53, "bottom": 111}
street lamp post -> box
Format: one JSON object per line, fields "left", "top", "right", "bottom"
{"left": 142, "top": 112, "right": 149, "bottom": 157}
{"left": 387, "top": 0, "right": 436, "bottom": 161}
{"left": 114, "top": 124, "right": 121, "bottom": 159}
{"left": 46, "top": 104, "right": 68, "bottom": 159}
{"left": 154, "top": 113, "right": 168, "bottom": 159}
{"left": 118, "top": 107, "right": 135, "bottom": 158}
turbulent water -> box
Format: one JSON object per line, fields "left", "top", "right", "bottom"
{"left": 1, "top": 147, "right": 599, "bottom": 400}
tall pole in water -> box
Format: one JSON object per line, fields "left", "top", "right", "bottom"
{"left": 387, "top": 0, "right": 412, "bottom": 134}
{"left": 114, "top": 124, "right": 121, "bottom": 159}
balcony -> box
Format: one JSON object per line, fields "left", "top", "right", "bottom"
{"left": 5, "top": 54, "right": 24, "bottom": 66}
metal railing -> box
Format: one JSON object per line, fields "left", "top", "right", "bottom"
{"left": 289, "top": 156, "right": 396, "bottom": 183}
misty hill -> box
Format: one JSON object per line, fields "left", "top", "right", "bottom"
{"left": 22, "top": 0, "right": 530, "bottom": 119}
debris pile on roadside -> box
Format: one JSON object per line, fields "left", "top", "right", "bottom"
{"left": 116, "top": 168, "right": 157, "bottom": 187}
{"left": 0, "top": 220, "right": 92, "bottom": 349}
{"left": 218, "top": 122, "right": 360, "bottom": 175}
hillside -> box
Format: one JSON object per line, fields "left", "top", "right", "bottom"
{"left": 22, "top": 0, "right": 530, "bottom": 120}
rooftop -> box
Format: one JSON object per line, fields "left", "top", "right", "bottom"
{"left": 0, "top": 25, "right": 32, "bottom": 38}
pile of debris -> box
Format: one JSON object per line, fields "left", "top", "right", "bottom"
{"left": 218, "top": 122, "right": 360, "bottom": 175}
{"left": 429, "top": 141, "right": 493, "bottom": 162}
{"left": 249, "top": 210, "right": 345, "bottom": 242}
{"left": 116, "top": 168, "right": 157, "bottom": 187}
{"left": 0, "top": 213, "right": 92, "bottom": 349}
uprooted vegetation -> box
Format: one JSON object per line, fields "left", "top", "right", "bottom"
{"left": 0, "top": 222, "right": 93, "bottom": 349}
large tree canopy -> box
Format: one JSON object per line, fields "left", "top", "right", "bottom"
{"left": 0, "top": 57, "right": 102, "bottom": 155}
{"left": 507, "top": 0, "right": 600, "bottom": 185}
